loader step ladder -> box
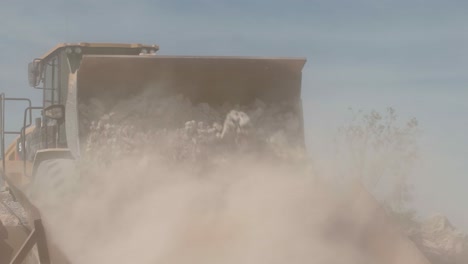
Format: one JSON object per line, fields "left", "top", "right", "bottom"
{"left": 5, "top": 176, "right": 52, "bottom": 264}
{"left": 9, "top": 219, "right": 50, "bottom": 264}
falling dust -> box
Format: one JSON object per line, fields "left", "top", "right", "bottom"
{"left": 28, "top": 86, "right": 423, "bottom": 264}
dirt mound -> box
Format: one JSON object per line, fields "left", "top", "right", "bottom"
{"left": 411, "top": 215, "right": 468, "bottom": 264}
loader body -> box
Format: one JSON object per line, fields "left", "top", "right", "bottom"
{"left": 1, "top": 43, "right": 307, "bottom": 263}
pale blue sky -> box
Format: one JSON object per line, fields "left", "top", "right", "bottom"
{"left": 1, "top": 0, "right": 467, "bottom": 230}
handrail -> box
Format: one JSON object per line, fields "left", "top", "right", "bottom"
{"left": 9, "top": 219, "right": 50, "bottom": 264}
{"left": 0, "top": 94, "right": 33, "bottom": 176}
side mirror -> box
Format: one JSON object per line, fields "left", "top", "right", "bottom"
{"left": 44, "top": 104, "right": 65, "bottom": 122}
{"left": 28, "top": 59, "right": 42, "bottom": 87}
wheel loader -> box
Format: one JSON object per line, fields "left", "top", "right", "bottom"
{"left": 0, "top": 43, "right": 430, "bottom": 264}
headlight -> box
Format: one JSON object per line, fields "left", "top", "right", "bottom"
{"left": 140, "top": 48, "right": 148, "bottom": 54}
{"left": 74, "top": 47, "right": 82, "bottom": 54}
{"left": 65, "top": 47, "right": 73, "bottom": 54}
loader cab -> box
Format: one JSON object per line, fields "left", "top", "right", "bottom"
{"left": 26, "top": 43, "right": 160, "bottom": 150}
{"left": 1, "top": 43, "right": 159, "bottom": 178}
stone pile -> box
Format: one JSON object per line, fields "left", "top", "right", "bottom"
{"left": 412, "top": 215, "right": 468, "bottom": 264}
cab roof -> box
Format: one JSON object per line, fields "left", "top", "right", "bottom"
{"left": 37, "top": 42, "right": 160, "bottom": 62}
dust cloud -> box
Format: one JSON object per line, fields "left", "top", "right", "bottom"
{"left": 37, "top": 157, "right": 371, "bottom": 264}
{"left": 28, "top": 87, "right": 418, "bottom": 264}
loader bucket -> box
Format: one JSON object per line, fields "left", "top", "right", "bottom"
{"left": 76, "top": 55, "right": 306, "bottom": 105}
{"left": 65, "top": 55, "right": 306, "bottom": 157}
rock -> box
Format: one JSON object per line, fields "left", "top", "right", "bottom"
{"left": 410, "top": 215, "right": 468, "bottom": 264}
